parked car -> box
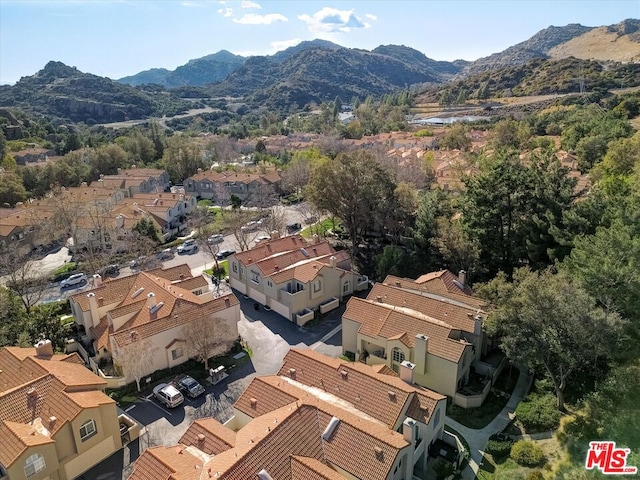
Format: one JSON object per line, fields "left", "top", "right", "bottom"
{"left": 60, "top": 273, "right": 87, "bottom": 289}
{"left": 208, "top": 234, "right": 224, "bottom": 245}
{"left": 177, "top": 239, "right": 198, "bottom": 255}
{"left": 286, "top": 223, "right": 302, "bottom": 233}
{"left": 177, "top": 375, "right": 205, "bottom": 398}
{"left": 153, "top": 383, "right": 184, "bottom": 408}
{"left": 304, "top": 216, "right": 318, "bottom": 225}
{"left": 216, "top": 249, "right": 236, "bottom": 260}
{"left": 241, "top": 221, "right": 258, "bottom": 232}
{"left": 130, "top": 256, "right": 146, "bottom": 270}
{"left": 255, "top": 235, "right": 270, "bottom": 244}
{"left": 157, "top": 248, "right": 175, "bottom": 261}
{"left": 97, "top": 264, "right": 120, "bottom": 278}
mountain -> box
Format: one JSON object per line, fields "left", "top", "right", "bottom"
{"left": 118, "top": 50, "right": 246, "bottom": 88}
{"left": 0, "top": 61, "right": 191, "bottom": 123}
{"left": 270, "top": 39, "right": 342, "bottom": 63}
{"left": 202, "top": 45, "right": 462, "bottom": 109}
{"left": 464, "top": 19, "right": 640, "bottom": 76}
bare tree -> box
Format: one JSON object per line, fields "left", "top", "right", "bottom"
{"left": 260, "top": 205, "right": 287, "bottom": 238}
{"left": 182, "top": 316, "right": 234, "bottom": 370}
{"left": 281, "top": 157, "right": 312, "bottom": 196}
{"left": 246, "top": 182, "right": 278, "bottom": 210}
{"left": 0, "top": 251, "right": 49, "bottom": 313}
{"left": 113, "top": 333, "right": 155, "bottom": 391}
{"left": 214, "top": 182, "right": 231, "bottom": 208}
{"left": 224, "top": 210, "right": 252, "bottom": 252}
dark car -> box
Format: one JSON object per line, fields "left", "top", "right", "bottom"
{"left": 286, "top": 223, "right": 301, "bottom": 233}
{"left": 177, "top": 375, "right": 205, "bottom": 398}
{"left": 98, "top": 264, "right": 120, "bottom": 278}
{"left": 216, "top": 249, "right": 236, "bottom": 260}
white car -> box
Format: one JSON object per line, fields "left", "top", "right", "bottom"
{"left": 208, "top": 234, "right": 224, "bottom": 244}
{"left": 241, "top": 221, "right": 257, "bottom": 232}
{"left": 255, "top": 235, "right": 270, "bottom": 244}
{"left": 177, "top": 239, "right": 198, "bottom": 254}
{"left": 152, "top": 383, "right": 184, "bottom": 408}
{"left": 60, "top": 273, "right": 87, "bottom": 289}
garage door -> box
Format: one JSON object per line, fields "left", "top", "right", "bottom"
{"left": 248, "top": 287, "right": 266, "bottom": 305}
{"left": 230, "top": 278, "right": 246, "bottom": 294}
{"left": 269, "top": 300, "right": 290, "bottom": 321}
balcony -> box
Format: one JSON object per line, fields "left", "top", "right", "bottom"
{"left": 355, "top": 275, "right": 369, "bottom": 291}
{"left": 319, "top": 297, "right": 339, "bottom": 314}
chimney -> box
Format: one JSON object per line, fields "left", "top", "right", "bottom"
{"left": 197, "top": 168, "right": 203, "bottom": 173}
{"left": 224, "top": 298, "right": 231, "bottom": 308}
{"left": 93, "top": 273, "right": 103, "bottom": 288}
{"left": 402, "top": 417, "right": 417, "bottom": 444}
{"left": 395, "top": 281, "right": 401, "bottom": 287}
{"left": 147, "top": 292, "right": 156, "bottom": 308}
{"left": 197, "top": 434, "right": 205, "bottom": 442}
{"left": 133, "top": 202, "right": 140, "bottom": 212}
{"left": 116, "top": 214, "right": 124, "bottom": 228}
{"left": 329, "top": 256, "right": 337, "bottom": 268}
{"left": 474, "top": 313, "right": 483, "bottom": 337}
{"left": 34, "top": 339, "right": 54, "bottom": 357}
{"left": 375, "top": 295, "right": 382, "bottom": 303}
{"left": 270, "top": 230, "right": 280, "bottom": 240}
{"left": 27, "top": 387, "right": 38, "bottom": 408}
{"left": 414, "top": 334, "right": 428, "bottom": 375}
{"left": 87, "top": 292, "right": 99, "bottom": 324}
{"left": 312, "top": 234, "right": 319, "bottom": 244}
{"left": 48, "top": 416, "right": 57, "bottom": 429}
{"left": 399, "top": 360, "right": 415, "bottom": 385}
{"left": 98, "top": 178, "right": 104, "bottom": 187}
{"left": 458, "top": 270, "right": 467, "bottom": 287}
{"left": 117, "top": 168, "right": 122, "bottom": 173}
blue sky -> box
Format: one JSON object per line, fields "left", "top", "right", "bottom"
{"left": 1, "top": 0, "right": 638, "bottom": 85}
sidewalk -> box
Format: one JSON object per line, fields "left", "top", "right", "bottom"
{"left": 445, "top": 368, "right": 531, "bottom": 479}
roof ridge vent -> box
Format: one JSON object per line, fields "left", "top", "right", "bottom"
{"left": 322, "top": 416, "right": 340, "bottom": 441}
{"left": 131, "top": 287, "right": 144, "bottom": 298}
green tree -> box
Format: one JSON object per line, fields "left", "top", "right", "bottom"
{"left": 461, "top": 153, "right": 533, "bottom": 279}
{"left": 161, "top": 135, "right": 205, "bottom": 184}
{"left": 255, "top": 139, "right": 266, "bottom": 154}
{"left": 0, "top": 172, "right": 28, "bottom": 206}
{"left": 412, "top": 189, "right": 454, "bottom": 272}
{"left": 440, "top": 123, "right": 472, "bottom": 151}
{"left": 376, "top": 246, "right": 415, "bottom": 282}
{"left": 307, "top": 150, "right": 396, "bottom": 258}
{"left": 132, "top": 217, "right": 161, "bottom": 244}
{"left": 230, "top": 194, "right": 242, "bottom": 209}
{"left": 574, "top": 135, "right": 608, "bottom": 173}
{"left": 482, "top": 268, "right": 622, "bottom": 410}
{"left": 591, "top": 132, "right": 640, "bottom": 180}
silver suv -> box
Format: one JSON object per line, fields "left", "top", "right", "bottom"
{"left": 152, "top": 383, "right": 184, "bottom": 408}
{"left": 60, "top": 273, "right": 87, "bottom": 289}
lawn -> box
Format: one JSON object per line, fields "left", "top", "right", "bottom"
{"left": 300, "top": 217, "right": 340, "bottom": 238}
{"left": 447, "top": 366, "right": 520, "bottom": 429}
{"left": 204, "top": 259, "right": 229, "bottom": 278}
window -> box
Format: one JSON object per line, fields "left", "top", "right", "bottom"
{"left": 80, "top": 419, "right": 97, "bottom": 441}
{"left": 343, "top": 281, "right": 351, "bottom": 294}
{"left": 313, "top": 280, "right": 322, "bottom": 293}
{"left": 24, "top": 454, "right": 45, "bottom": 478}
{"left": 392, "top": 347, "right": 405, "bottom": 364}
{"left": 232, "top": 262, "right": 238, "bottom": 274}
{"left": 267, "top": 280, "right": 273, "bottom": 287}
{"left": 172, "top": 348, "right": 183, "bottom": 360}
{"left": 251, "top": 271, "right": 260, "bottom": 284}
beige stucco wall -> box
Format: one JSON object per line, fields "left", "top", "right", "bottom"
{"left": 341, "top": 318, "right": 360, "bottom": 355}
{"left": 112, "top": 304, "right": 240, "bottom": 383}
{"left": 6, "top": 442, "right": 59, "bottom": 480}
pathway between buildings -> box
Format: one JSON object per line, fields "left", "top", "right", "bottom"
{"left": 446, "top": 369, "right": 531, "bottom": 479}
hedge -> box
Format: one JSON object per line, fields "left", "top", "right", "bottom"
{"left": 510, "top": 440, "right": 545, "bottom": 467}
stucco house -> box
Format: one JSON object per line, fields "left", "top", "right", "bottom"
{"left": 184, "top": 169, "right": 281, "bottom": 206}
{"left": 0, "top": 342, "right": 131, "bottom": 480}
{"left": 228, "top": 235, "right": 368, "bottom": 325}
{"left": 69, "top": 264, "right": 240, "bottom": 386}
{"left": 342, "top": 271, "right": 497, "bottom": 407}
{"left": 128, "top": 349, "right": 449, "bottom": 480}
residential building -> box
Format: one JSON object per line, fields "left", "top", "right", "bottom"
{"left": 0, "top": 342, "right": 126, "bottom": 480}
{"left": 68, "top": 264, "right": 240, "bottom": 387}
{"left": 97, "top": 167, "right": 170, "bottom": 197}
{"left": 184, "top": 169, "right": 281, "bottom": 206}
{"left": 128, "top": 349, "right": 447, "bottom": 480}
{"left": 342, "top": 271, "right": 497, "bottom": 407}
{"left": 228, "top": 235, "right": 368, "bottom": 324}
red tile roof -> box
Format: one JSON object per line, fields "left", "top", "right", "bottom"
{"left": 344, "top": 297, "right": 469, "bottom": 363}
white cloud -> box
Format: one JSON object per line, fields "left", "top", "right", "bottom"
{"left": 241, "top": 0, "right": 261, "bottom": 9}
{"left": 233, "top": 13, "right": 288, "bottom": 25}
{"left": 181, "top": 1, "right": 204, "bottom": 7}
{"left": 270, "top": 38, "right": 302, "bottom": 52}
{"left": 365, "top": 13, "right": 377, "bottom": 21}
{"left": 298, "top": 7, "right": 370, "bottom": 34}
{"left": 217, "top": 7, "right": 233, "bottom": 17}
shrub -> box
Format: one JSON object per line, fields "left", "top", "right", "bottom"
{"left": 527, "top": 470, "right": 545, "bottom": 480}
{"left": 210, "top": 265, "right": 226, "bottom": 279}
{"left": 486, "top": 437, "right": 514, "bottom": 461}
{"left": 515, "top": 393, "right": 562, "bottom": 432}
{"left": 510, "top": 440, "right": 545, "bottom": 467}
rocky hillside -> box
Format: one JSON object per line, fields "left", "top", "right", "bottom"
{"left": 463, "top": 19, "right": 640, "bottom": 76}
{"left": 118, "top": 50, "right": 246, "bottom": 88}
{"left": 0, "top": 61, "right": 192, "bottom": 123}
{"left": 204, "top": 45, "right": 461, "bottom": 109}
{"left": 548, "top": 19, "right": 640, "bottom": 63}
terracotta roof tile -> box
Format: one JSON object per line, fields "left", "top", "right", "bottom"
{"left": 233, "top": 235, "right": 307, "bottom": 265}
{"left": 66, "top": 390, "right": 116, "bottom": 409}
{"left": 129, "top": 445, "right": 203, "bottom": 480}
{"left": 179, "top": 418, "right": 235, "bottom": 455}
{"left": 370, "top": 283, "right": 482, "bottom": 334}
{"left": 234, "top": 377, "right": 299, "bottom": 419}
{"left": 344, "top": 297, "right": 468, "bottom": 363}
{"left": 384, "top": 274, "right": 486, "bottom": 309}
{"left": 0, "top": 421, "right": 55, "bottom": 467}
{"left": 290, "top": 456, "right": 345, "bottom": 480}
